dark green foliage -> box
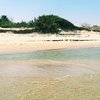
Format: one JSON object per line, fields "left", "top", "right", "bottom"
{"left": 34, "top": 15, "right": 60, "bottom": 34}
{"left": 0, "top": 22, "right": 13, "bottom": 28}
{"left": 1, "top": 15, "right": 9, "bottom": 22}
{"left": 0, "top": 15, "right": 14, "bottom": 28}
{"left": 0, "top": 15, "right": 33, "bottom": 28}
{"left": 13, "top": 22, "right": 29, "bottom": 28}
{"left": 28, "top": 20, "right": 34, "bottom": 27}
{"left": 0, "top": 15, "right": 81, "bottom": 34}
{"left": 54, "top": 16, "right": 76, "bottom": 31}
{"left": 34, "top": 15, "right": 77, "bottom": 34}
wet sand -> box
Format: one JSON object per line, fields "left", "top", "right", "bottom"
{"left": 0, "top": 60, "right": 100, "bottom": 77}
{"left": 0, "top": 60, "right": 100, "bottom": 100}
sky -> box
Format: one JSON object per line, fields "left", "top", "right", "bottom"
{"left": 0, "top": 0, "right": 100, "bottom": 26}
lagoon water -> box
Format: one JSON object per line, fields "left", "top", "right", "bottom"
{"left": 0, "top": 47, "right": 100, "bottom": 100}
{"left": 0, "top": 47, "right": 100, "bottom": 77}
{"left": 0, "top": 47, "right": 100, "bottom": 61}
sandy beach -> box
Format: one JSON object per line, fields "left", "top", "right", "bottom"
{"left": 0, "top": 31, "right": 100, "bottom": 100}
{"left": 0, "top": 31, "right": 100, "bottom": 53}
{"left": 1, "top": 0, "right": 100, "bottom": 99}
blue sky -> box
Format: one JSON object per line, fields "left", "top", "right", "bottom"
{"left": 0, "top": 0, "right": 100, "bottom": 26}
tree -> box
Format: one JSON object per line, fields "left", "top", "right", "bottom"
{"left": 28, "top": 20, "right": 34, "bottom": 27}
{"left": 1, "top": 15, "right": 10, "bottom": 22}
{"left": 0, "top": 15, "right": 13, "bottom": 28}
{"left": 14, "top": 21, "right": 29, "bottom": 28}
{"left": 0, "top": 14, "right": 78, "bottom": 32}
{"left": 34, "top": 15, "right": 76, "bottom": 34}
{"left": 34, "top": 15, "right": 59, "bottom": 34}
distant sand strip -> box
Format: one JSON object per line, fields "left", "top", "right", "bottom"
{"left": 0, "top": 33, "right": 100, "bottom": 53}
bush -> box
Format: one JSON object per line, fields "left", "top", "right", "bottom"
{"left": 34, "top": 15, "right": 77, "bottom": 34}
{"left": 0, "top": 15, "right": 80, "bottom": 34}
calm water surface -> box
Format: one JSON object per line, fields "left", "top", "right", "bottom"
{"left": 0, "top": 47, "right": 100, "bottom": 61}
{"left": 0, "top": 47, "right": 100, "bottom": 100}
{"left": 0, "top": 47, "right": 100, "bottom": 77}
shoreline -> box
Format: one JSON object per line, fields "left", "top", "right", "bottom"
{"left": 0, "top": 41, "right": 100, "bottom": 54}
{"left": 0, "top": 32, "right": 100, "bottom": 54}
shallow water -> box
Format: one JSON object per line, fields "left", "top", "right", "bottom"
{"left": 0, "top": 61, "right": 98, "bottom": 78}
{"left": 0, "top": 47, "right": 100, "bottom": 61}
{"left": 0, "top": 47, "right": 100, "bottom": 100}
{"left": 0, "top": 47, "right": 100, "bottom": 77}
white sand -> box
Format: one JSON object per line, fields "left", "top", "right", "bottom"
{"left": 0, "top": 31, "right": 100, "bottom": 53}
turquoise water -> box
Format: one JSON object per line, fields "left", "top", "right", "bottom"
{"left": 0, "top": 47, "right": 100, "bottom": 61}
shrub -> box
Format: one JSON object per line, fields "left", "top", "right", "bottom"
{"left": 34, "top": 15, "right": 77, "bottom": 34}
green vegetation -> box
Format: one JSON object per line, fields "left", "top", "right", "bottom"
{"left": 0, "top": 15, "right": 34, "bottom": 28}
{"left": 34, "top": 15, "right": 78, "bottom": 34}
{"left": 0, "top": 15, "right": 79, "bottom": 34}
{"left": 0, "top": 15, "right": 13, "bottom": 28}
{"left": 1, "top": 15, "right": 100, "bottom": 34}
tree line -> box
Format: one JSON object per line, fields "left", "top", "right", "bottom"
{"left": 0, "top": 15, "right": 80, "bottom": 34}
{"left": 0, "top": 15, "right": 34, "bottom": 28}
